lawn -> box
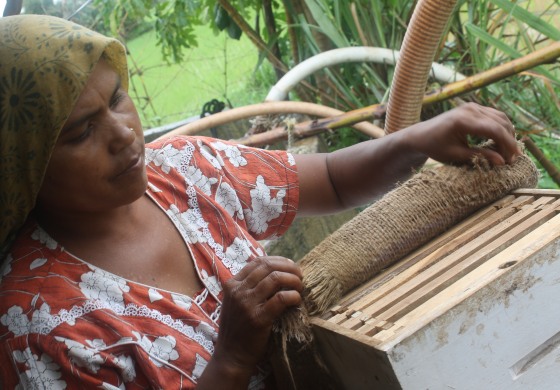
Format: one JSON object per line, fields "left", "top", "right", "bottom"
{"left": 126, "top": 26, "right": 273, "bottom": 129}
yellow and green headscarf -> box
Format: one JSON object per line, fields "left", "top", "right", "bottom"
{"left": 0, "top": 14, "right": 129, "bottom": 257}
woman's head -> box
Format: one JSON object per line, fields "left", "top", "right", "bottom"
{"left": 0, "top": 14, "right": 135, "bottom": 255}
{"left": 36, "top": 58, "right": 147, "bottom": 218}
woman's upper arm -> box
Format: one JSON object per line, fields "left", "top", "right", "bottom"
{"left": 293, "top": 153, "right": 342, "bottom": 216}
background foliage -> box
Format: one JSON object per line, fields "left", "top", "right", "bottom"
{"left": 16, "top": 0, "right": 560, "bottom": 188}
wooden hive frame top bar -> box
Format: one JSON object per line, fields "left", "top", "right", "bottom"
{"left": 315, "top": 189, "right": 560, "bottom": 350}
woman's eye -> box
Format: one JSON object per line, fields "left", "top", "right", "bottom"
{"left": 70, "top": 124, "right": 93, "bottom": 143}
{"left": 110, "top": 91, "right": 125, "bottom": 109}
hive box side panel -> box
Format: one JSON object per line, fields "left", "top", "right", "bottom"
{"left": 311, "top": 319, "right": 402, "bottom": 390}
{"left": 385, "top": 214, "right": 560, "bottom": 389}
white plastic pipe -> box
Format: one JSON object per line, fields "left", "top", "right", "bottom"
{"left": 265, "top": 47, "right": 465, "bottom": 102}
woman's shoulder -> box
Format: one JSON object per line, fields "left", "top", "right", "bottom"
{"left": 145, "top": 134, "right": 296, "bottom": 173}
{"left": 1, "top": 221, "right": 59, "bottom": 269}
{"left": 0, "top": 220, "right": 84, "bottom": 308}
{"left": 145, "top": 134, "right": 197, "bottom": 151}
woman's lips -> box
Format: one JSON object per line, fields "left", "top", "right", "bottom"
{"left": 113, "top": 153, "right": 143, "bottom": 179}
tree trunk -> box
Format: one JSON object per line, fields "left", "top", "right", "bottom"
{"left": 279, "top": 0, "right": 316, "bottom": 103}
{"left": 281, "top": 0, "right": 300, "bottom": 65}
{"left": 3, "top": 0, "right": 23, "bottom": 16}
{"left": 262, "top": 0, "right": 285, "bottom": 81}
{"left": 297, "top": 0, "right": 336, "bottom": 107}
{"left": 217, "top": 0, "right": 288, "bottom": 73}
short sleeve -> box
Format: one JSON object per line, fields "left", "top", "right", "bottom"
{"left": 145, "top": 135, "right": 300, "bottom": 241}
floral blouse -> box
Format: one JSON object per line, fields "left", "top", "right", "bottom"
{"left": 0, "top": 136, "right": 299, "bottom": 389}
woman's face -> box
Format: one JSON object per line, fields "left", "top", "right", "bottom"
{"left": 36, "top": 59, "right": 147, "bottom": 215}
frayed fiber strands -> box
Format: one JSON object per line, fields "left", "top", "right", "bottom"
{"left": 274, "top": 152, "right": 539, "bottom": 346}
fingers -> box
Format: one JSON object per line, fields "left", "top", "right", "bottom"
{"left": 453, "top": 103, "right": 521, "bottom": 165}
{"left": 476, "top": 104, "right": 513, "bottom": 133}
{"left": 225, "top": 256, "right": 303, "bottom": 325}
{"left": 253, "top": 270, "right": 303, "bottom": 322}
{"left": 215, "top": 256, "right": 302, "bottom": 371}
{"left": 233, "top": 256, "right": 302, "bottom": 289}
{"left": 262, "top": 290, "right": 303, "bottom": 320}
{"left": 474, "top": 104, "right": 520, "bottom": 162}
{"left": 404, "top": 102, "right": 521, "bottom": 167}
{"left": 469, "top": 146, "right": 506, "bottom": 166}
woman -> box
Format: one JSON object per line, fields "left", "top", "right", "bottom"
{"left": 0, "top": 14, "right": 520, "bottom": 389}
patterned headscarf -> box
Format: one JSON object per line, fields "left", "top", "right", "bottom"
{"left": 0, "top": 14, "right": 129, "bottom": 257}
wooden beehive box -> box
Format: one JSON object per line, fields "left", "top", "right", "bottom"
{"left": 311, "top": 189, "right": 560, "bottom": 390}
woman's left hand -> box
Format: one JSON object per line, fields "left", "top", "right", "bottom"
{"left": 401, "top": 102, "right": 522, "bottom": 166}
{"left": 213, "top": 256, "right": 303, "bottom": 377}
{"left": 295, "top": 102, "right": 522, "bottom": 216}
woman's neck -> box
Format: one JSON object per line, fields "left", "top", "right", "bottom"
{"left": 34, "top": 194, "right": 149, "bottom": 244}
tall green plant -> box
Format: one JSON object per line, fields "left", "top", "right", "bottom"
{"left": 453, "top": 0, "right": 560, "bottom": 188}
{"left": 287, "top": 0, "right": 559, "bottom": 187}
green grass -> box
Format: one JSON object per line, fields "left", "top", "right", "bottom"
{"left": 126, "top": 27, "right": 274, "bottom": 128}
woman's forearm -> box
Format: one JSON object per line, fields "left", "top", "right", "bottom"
{"left": 195, "top": 353, "right": 254, "bottom": 389}
{"left": 295, "top": 104, "right": 520, "bottom": 217}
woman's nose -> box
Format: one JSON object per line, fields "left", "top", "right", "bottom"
{"left": 107, "top": 115, "right": 136, "bottom": 154}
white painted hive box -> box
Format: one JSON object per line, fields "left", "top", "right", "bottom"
{"left": 311, "top": 189, "right": 560, "bottom": 390}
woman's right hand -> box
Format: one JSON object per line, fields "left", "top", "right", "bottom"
{"left": 197, "top": 256, "right": 303, "bottom": 388}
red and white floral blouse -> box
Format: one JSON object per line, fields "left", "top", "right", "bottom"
{"left": 0, "top": 136, "right": 299, "bottom": 389}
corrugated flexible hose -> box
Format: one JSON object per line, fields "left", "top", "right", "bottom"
{"left": 385, "top": 0, "right": 459, "bottom": 133}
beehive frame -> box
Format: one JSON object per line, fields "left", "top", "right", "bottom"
{"left": 310, "top": 189, "right": 560, "bottom": 389}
